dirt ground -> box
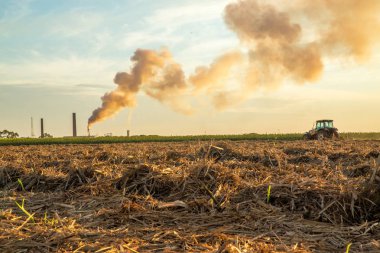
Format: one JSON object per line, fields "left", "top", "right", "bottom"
{"left": 1, "top": 140, "right": 380, "bottom": 253}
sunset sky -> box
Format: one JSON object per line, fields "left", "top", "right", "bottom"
{"left": 1, "top": 0, "right": 380, "bottom": 137}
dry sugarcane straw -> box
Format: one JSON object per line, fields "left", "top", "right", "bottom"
{"left": 1, "top": 140, "right": 380, "bottom": 252}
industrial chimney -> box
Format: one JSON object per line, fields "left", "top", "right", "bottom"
{"left": 72, "top": 113, "right": 77, "bottom": 137}
{"left": 31, "top": 117, "right": 35, "bottom": 137}
{"left": 40, "top": 118, "right": 44, "bottom": 138}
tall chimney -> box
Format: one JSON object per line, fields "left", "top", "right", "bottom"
{"left": 127, "top": 130, "right": 130, "bottom": 137}
{"left": 31, "top": 117, "right": 35, "bottom": 137}
{"left": 40, "top": 118, "right": 44, "bottom": 138}
{"left": 72, "top": 113, "right": 77, "bottom": 137}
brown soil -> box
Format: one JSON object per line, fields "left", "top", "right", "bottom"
{"left": 0, "top": 140, "right": 380, "bottom": 252}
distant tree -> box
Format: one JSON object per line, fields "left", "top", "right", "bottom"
{"left": 0, "top": 130, "right": 19, "bottom": 139}
{"left": 40, "top": 133, "right": 53, "bottom": 138}
{"left": 10, "top": 132, "right": 19, "bottom": 138}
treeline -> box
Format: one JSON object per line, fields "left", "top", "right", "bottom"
{"left": 0, "top": 130, "right": 19, "bottom": 139}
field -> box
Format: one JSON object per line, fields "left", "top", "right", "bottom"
{"left": 1, "top": 132, "right": 380, "bottom": 146}
{"left": 1, "top": 140, "right": 380, "bottom": 252}
{"left": 0, "top": 134, "right": 301, "bottom": 146}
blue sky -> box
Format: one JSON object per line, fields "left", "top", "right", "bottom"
{"left": 1, "top": 0, "right": 379, "bottom": 137}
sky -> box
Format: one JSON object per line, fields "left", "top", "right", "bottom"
{"left": 0, "top": 0, "right": 380, "bottom": 137}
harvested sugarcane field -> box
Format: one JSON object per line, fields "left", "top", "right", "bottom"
{"left": 2, "top": 0, "right": 380, "bottom": 252}
{"left": 1, "top": 140, "right": 380, "bottom": 253}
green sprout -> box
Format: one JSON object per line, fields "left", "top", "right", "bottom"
{"left": 15, "top": 198, "right": 35, "bottom": 223}
{"left": 43, "top": 211, "right": 58, "bottom": 226}
{"left": 17, "top": 178, "right": 25, "bottom": 191}
{"left": 346, "top": 243, "right": 352, "bottom": 253}
{"left": 267, "top": 185, "right": 272, "bottom": 203}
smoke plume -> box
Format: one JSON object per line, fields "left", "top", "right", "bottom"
{"left": 88, "top": 48, "right": 192, "bottom": 127}
{"left": 89, "top": 0, "right": 380, "bottom": 128}
{"left": 190, "top": 51, "right": 245, "bottom": 92}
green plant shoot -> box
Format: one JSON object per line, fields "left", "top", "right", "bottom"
{"left": 346, "top": 243, "right": 352, "bottom": 253}
{"left": 15, "top": 198, "right": 35, "bottom": 223}
{"left": 17, "top": 178, "right": 25, "bottom": 191}
{"left": 267, "top": 185, "right": 272, "bottom": 203}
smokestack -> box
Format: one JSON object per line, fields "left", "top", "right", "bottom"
{"left": 72, "top": 113, "right": 77, "bottom": 137}
{"left": 40, "top": 118, "right": 44, "bottom": 138}
{"left": 127, "top": 130, "right": 130, "bottom": 137}
{"left": 31, "top": 117, "right": 35, "bottom": 137}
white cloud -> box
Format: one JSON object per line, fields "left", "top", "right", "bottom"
{"left": 0, "top": 56, "right": 118, "bottom": 88}
{"left": 48, "top": 9, "right": 105, "bottom": 38}
{"left": 144, "top": 0, "right": 230, "bottom": 29}
{"left": 0, "top": 0, "right": 32, "bottom": 22}
{"left": 120, "top": 31, "right": 183, "bottom": 50}
{"left": 0, "top": 0, "right": 33, "bottom": 37}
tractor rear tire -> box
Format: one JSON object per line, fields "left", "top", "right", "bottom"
{"left": 317, "top": 132, "right": 325, "bottom": 141}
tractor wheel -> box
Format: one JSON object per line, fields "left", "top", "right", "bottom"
{"left": 303, "top": 134, "right": 310, "bottom": 140}
{"left": 333, "top": 132, "right": 340, "bottom": 140}
{"left": 317, "top": 132, "right": 325, "bottom": 141}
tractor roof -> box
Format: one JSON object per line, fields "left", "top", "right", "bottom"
{"left": 316, "top": 119, "right": 333, "bottom": 122}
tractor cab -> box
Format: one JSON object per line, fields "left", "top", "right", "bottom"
{"left": 315, "top": 120, "right": 334, "bottom": 130}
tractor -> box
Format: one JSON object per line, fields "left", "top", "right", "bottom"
{"left": 303, "top": 120, "right": 339, "bottom": 140}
